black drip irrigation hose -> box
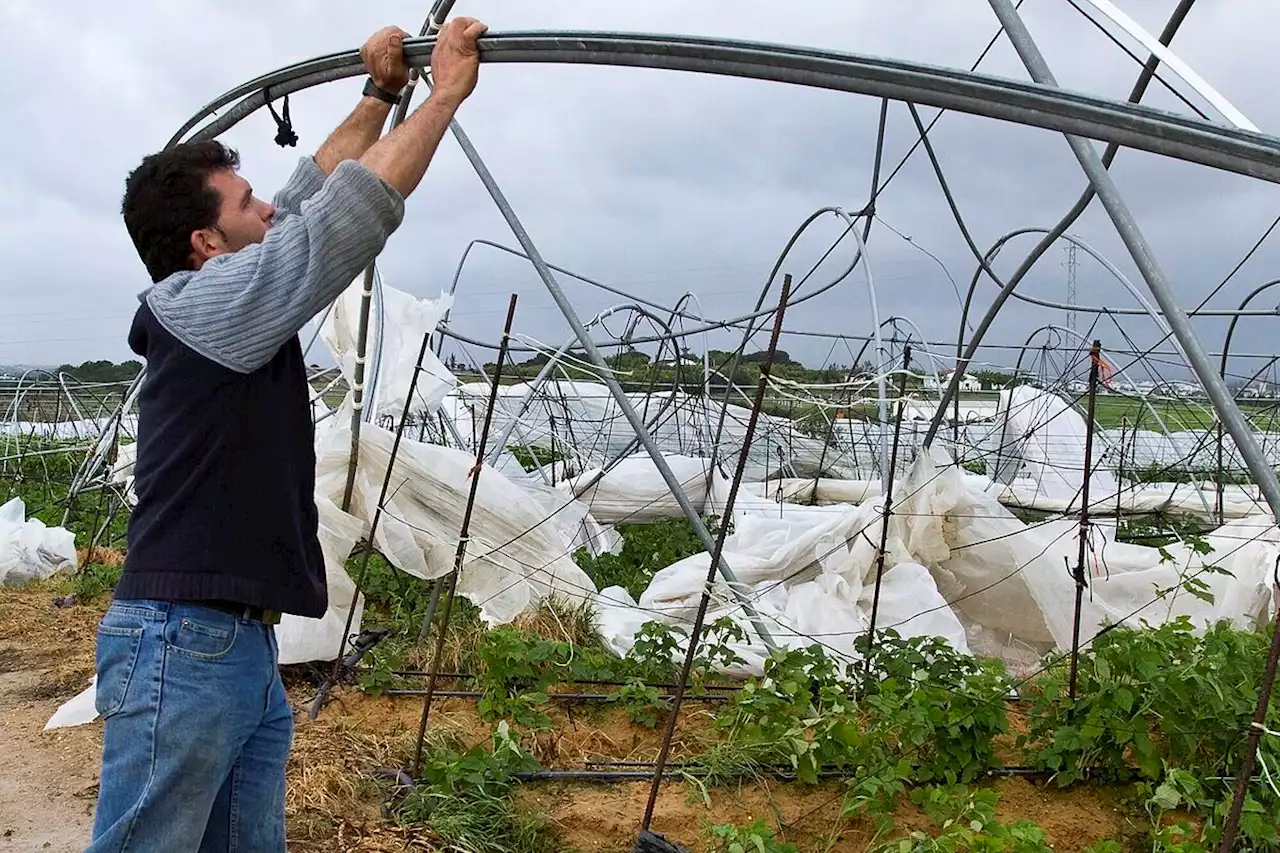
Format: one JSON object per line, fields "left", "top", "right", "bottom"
{"left": 514, "top": 766, "right": 1064, "bottom": 782}
{"left": 382, "top": 689, "right": 729, "bottom": 703}
{"left": 388, "top": 670, "right": 744, "bottom": 692}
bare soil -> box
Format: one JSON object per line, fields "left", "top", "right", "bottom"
{"left": 0, "top": 582, "right": 1147, "bottom": 852}
{"left": 0, "top": 584, "right": 103, "bottom": 852}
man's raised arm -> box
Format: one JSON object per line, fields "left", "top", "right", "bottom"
{"left": 148, "top": 17, "right": 488, "bottom": 374}
{"left": 313, "top": 26, "right": 412, "bottom": 176}
{"left": 274, "top": 26, "right": 412, "bottom": 215}
{"left": 358, "top": 17, "right": 487, "bottom": 198}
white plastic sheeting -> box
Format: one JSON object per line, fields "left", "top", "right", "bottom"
{"left": 319, "top": 279, "right": 457, "bottom": 422}
{"left": 594, "top": 461, "right": 972, "bottom": 676}
{"left": 562, "top": 454, "right": 713, "bottom": 525}
{"left": 0, "top": 497, "right": 77, "bottom": 587}
{"left": 991, "top": 387, "right": 1118, "bottom": 500}
{"left": 44, "top": 677, "right": 97, "bottom": 730}
{"left": 315, "top": 424, "right": 601, "bottom": 625}
{"left": 596, "top": 451, "right": 1279, "bottom": 677}
{"left": 274, "top": 495, "right": 368, "bottom": 665}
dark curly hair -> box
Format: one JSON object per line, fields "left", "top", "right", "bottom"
{"left": 121, "top": 141, "right": 241, "bottom": 283}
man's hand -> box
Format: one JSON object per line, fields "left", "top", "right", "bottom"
{"left": 430, "top": 17, "right": 488, "bottom": 106}
{"left": 361, "top": 26, "right": 412, "bottom": 93}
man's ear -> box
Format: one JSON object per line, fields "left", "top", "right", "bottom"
{"left": 189, "top": 226, "right": 225, "bottom": 268}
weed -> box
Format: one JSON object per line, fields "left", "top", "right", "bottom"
{"left": 873, "top": 787, "right": 1054, "bottom": 853}
{"left": 393, "top": 722, "right": 553, "bottom": 853}
{"left": 70, "top": 562, "right": 122, "bottom": 602}
{"left": 705, "top": 818, "right": 797, "bottom": 853}
{"left": 608, "top": 678, "right": 667, "bottom": 728}
{"left": 573, "top": 517, "right": 709, "bottom": 599}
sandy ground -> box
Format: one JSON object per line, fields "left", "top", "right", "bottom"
{"left": 0, "top": 654, "right": 100, "bottom": 851}
{"left": 0, "top": 584, "right": 1146, "bottom": 853}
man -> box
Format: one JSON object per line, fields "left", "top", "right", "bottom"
{"left": 88, "top": 17, "right": 487, "bottom": 852}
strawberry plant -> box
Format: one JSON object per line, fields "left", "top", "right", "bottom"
{"left": 1020, "top": 617, "right": 1280, "bottom": 786}
{"left": 857, "top": 630, "right": 1011, "bottom": 784}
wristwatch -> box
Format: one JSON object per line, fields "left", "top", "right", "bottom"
{"left": 363, "top": 77, "right": 402, "bottom": 105}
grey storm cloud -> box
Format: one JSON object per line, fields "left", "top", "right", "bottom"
{"left": 3, "top": 0, "right": 1279, "bottom": 385}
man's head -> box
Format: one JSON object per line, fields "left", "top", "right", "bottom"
{"left": 121, "top": 141, "right": 277, "bottom": 283}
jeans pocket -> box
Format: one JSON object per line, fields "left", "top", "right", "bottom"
{"left": 95, "top": 623, "right": 144, "bottom": 719}
{"left": 166, "top": 615, "right": 237, "bottom": 660}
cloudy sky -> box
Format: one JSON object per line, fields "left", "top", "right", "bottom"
{"left": 3, "top": 0, "right": 1279, "bottom": 387}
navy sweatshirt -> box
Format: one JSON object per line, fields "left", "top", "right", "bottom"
{"left": 115, "top": 157, "right": 405, "bottom": 617}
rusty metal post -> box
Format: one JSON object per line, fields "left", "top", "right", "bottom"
{"left": 637, "top": 277, "right": 792, "bottom": 843}
{"left": 1218, "top": 566, "right": 1280, "bottom": 853}
{"left": 310, "top": 330, "right": 435, "bottom": 719}
{"left": 411, "top": 294, "right": 519, "bottom": 777}
{"left": 863, "top": 345, "right": 912, "bottom": 675}
{"left": 1068, "top": 340, "right": 1103, "bottom": 702}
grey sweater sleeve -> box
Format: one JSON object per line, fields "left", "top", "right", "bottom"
{"left": 145, "top": 159, "right": 405, "bottom": 374}
{"left": 271, "top": 156, "right": 327, "bottom": 216}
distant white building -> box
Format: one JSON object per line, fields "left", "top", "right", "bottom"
{"left": 924, "top": 369, "right": 981, "bottom": 393}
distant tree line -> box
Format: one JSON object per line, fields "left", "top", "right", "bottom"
{"left": 56, "top": 359, "right": 144, "bottom": 383}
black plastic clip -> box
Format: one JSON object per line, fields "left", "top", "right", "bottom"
{"left": 265, "top": 88, "right": 298, "bottom": 148}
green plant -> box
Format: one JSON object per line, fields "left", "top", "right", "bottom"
{"left": 475, "top": 627, "right": 557, "bottom": 729}
{"left": 472, "top": 624, "right": 620, "bottom": 728}
{"left": 609, "top": 678, "right": 667, "bottom": 728}
{"left": 713, "top": 645, "right": 871, "bottom": 785}
{"left": 857, "top": 630, "right": 1011, "bottom": 784}
{"left": 394, "top": 722, "right": 551, "bottom": 853}
{"left": 573, "top": 517, "right": 709, "bottom": 599}
{"left": 1020, "top": 618, "right": 1278, "bottom": 786}
{"left": 705, "top": 818, "right": 797, "bottom": 853}
{"left": 875, "top": 787, "right": 1054, "bottom": 853}
{"left": 625, "top": 620, "right": 684, "bottom": 683}
{"left": 693, "top": 616, "right": 748, "bottom": 681}
{"left": 71, "top": 562, "right": 123, "bottom": 601}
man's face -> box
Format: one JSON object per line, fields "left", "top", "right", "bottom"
{"left": 193, "top": 169, "right": 276, "bottom": 263}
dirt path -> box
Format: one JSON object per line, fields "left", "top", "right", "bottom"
{"left": 0, "top": 654, "right": 100, "bottom": 852}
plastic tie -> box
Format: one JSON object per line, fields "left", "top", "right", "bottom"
{"left": 264, "top": 89, "right": 298, "bottom": 148}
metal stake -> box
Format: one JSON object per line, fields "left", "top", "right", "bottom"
{"left": 438, "top": 105, "right": 777, "bottom": 652}
{"left": 863, "top": 345, "right": 911, "bottom": 675}
{"left": 1115, "top": 416, "right": 1127, "bottom": 526}
{"left": 411, "top": 294, "right": 518, "bottom": 777}
{"left": 1219, "top": 566, "right": 1280, "bottom": 853}
{"left": 1069, "top": 341, "right": 1102, "bottom": 702}
{"left": 310, "top": 331, "right": 434, "bottom": 719}
{"left": 637, "top": 277, "right": 791, "bottom": 842}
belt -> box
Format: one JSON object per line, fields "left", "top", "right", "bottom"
{"left": 196, "top": 599, "right": 282, "bottom": 626}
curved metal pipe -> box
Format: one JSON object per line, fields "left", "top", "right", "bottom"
{"left": 707, "top": 206, "right": 868, "bottom": 469}
{"left": 483, "top": 302, "right": 683, "bottom": 469}
{"left": 929, "top": 0, "right": 1202, "bottom": 450}
{"left": 1220, "top": 279, "right": 1280, "bottom": 380}
{"left": 168, "top": 32, "right": 1280, "bottom": 185}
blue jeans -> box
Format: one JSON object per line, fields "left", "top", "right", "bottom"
{"left": 87, "top": 600, "right": 293, "bottom": 852}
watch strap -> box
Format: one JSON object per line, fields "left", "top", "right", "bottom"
{"left": 363, "top": 77, "right": 402, "bottom": 105}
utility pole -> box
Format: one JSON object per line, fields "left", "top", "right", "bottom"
{"left": 1065, "top": 242, "right": 1079, "bottom": 333}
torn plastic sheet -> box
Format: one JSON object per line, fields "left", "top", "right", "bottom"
{"left": 319, "top": 276, "right": 456, "bottom": 422}
{"left": 273, "top": 494, "right": 367, "bottom": 665}
{"left": 593, "top": 463, "right": 971, "bottom": 677}
{"left": 595, "top": 452, "right": 1279, "bottom": 678}
{"left": 315, "top": 423, "right": 599, "bottom": 625}
{"left": 0, "top": 497, "right": 77, "bottom": 588}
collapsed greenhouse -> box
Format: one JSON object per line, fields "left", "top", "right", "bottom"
{"left": 6, "top": 1, "right": 1280, "bottom": 850}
